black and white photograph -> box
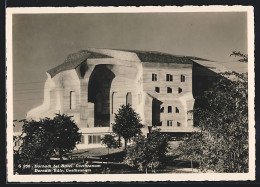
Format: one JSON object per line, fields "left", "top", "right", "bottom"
{"left": 6, "top": 6, "right": 255, "bottom": 182}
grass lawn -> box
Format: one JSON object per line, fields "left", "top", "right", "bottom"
{"left": 65, "top": 146, "right": 200, "bottom": 174}
{"left": 73, "top": 147, "right": 124, "bottom": 157}
{"left": 48, "top": 143, "right": 201, "bottom": 174}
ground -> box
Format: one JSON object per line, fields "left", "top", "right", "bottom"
{"left": 16, "top": 141, "right": 200, "bottom": 174}
{"left": 60, "top": 141, "right": 200, "bottom": 174}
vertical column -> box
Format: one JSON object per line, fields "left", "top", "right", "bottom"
{"left": 88, "top": 102, "right": 94, "bottom": 127}
{"left": 79, "top": 79, "right": 89, "bottom": 129}
{"left": 79, "top": 65, "right": 95, "bottom": 129}
{"left": 144, "top": 93, "right": 153, "bottom": 126}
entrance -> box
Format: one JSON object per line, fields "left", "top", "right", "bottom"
{"left": 88, "top": 65, "right": 115, "bottom": 127}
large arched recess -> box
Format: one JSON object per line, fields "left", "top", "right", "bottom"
{"left": 88, "top": 65, "right": 115, "bottom": 127}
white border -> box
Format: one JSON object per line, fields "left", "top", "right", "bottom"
{"left": 6, "top": 6, "right": 255, "bottom": 182}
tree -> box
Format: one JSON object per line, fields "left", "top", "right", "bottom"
{"left": 230, "top": 51, "right": 248, "bottom": 62}
{"left": 13, "top": 130, "right": 24, "bottom": 174}
{"left": 112, "top": 104, "right": 144, "bottom": 149}
{"left": 124, "top": 129, "right": 170, "bottom": 173}
{"left": 176, "top": 71, "right": 248, "bottom": 173}
{"left": 101, "top": 134, "right": 119, "bottom": 155}
{"left": 19, "top": 114, "right": 81, "bottom": 165}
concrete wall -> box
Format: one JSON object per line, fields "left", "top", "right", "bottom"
{"left": 26, "top": 70, "right": 81, "bottom": 124}
{"left": 27, "top": 57, "right": 196, "bottom": 149}
{"left": 142, "top": 62, "right": 194, "bottom": 132}
{"left": 142, "top": 62, "right": 193, "bottom": 98}
{"left": 74, "top": 58, "right": 142, "bottom": 130}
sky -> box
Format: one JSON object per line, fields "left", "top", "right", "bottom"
{"left": 11, "top": 12, "right": 248, "bottom": 132}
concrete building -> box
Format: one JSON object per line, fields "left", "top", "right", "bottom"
{"left": 27, "top": 48, "right": 226, "bottom": 149}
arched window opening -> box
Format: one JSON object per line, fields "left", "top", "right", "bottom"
{"left": 70, "top": 91, "right": 76, "bottom": 109}
{"left": 126, "top": 92, "right": 132, "bottom": 105}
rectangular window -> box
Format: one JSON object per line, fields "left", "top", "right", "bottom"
{"left": 177, "top": 122, "right": 181, "bottom": 127}
{"left": 80, "top": 135, "right": 85, "bottom": 144}
{"left": 167, "top": 120, "right": 173, "bottom": 126}
{"left": 97, "top": 135, "right": 101, "bottom": 144}
{"left": 167, "top": 87, "right": 172, "bottom": 93}
{"left": 152, "top": 73, "right": 157, "bottom": 81}
{"left": 70, "top": 91, "right": 76, "bottom": 109}
{"left": 93, "top": 135, "right": 97, "bottom": 144}
{"left": 181, "top": 75, "right": 186, "bottom": 82}
{"left": 178, "top": 87, "right": 182, "bottom": 93}
{"left": 168, "top": 106, "right": 172, "bottom": 113}
{"left": 88, "top": 135, "right": 101, "bottom": 144}
{"left": 88, "top": 135, "right": 92, "bottom": 144}
{"left": 155, "top": 87, "right": 160, "bottom": 93}
{"left": 166, "top": 74, "right": 173, "bottom": 81}
{"left": 176, "top": 107, "right": 179, "bottom": 113}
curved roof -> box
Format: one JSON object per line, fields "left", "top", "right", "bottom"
{"left": 47, "top": 48, "right": 209, "bottom": 78}
{"left": 47, "top": 50, "right": 110, "bottom": 78}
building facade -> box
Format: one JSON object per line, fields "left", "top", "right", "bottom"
{"left": 26, "top": 48, "right": 225, "bottom": 149}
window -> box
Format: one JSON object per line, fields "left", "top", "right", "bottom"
{"left": 126, "top": 92, "right": 132, "bottom": 105}
{"left": 167, "top": 87, "right": 172, "bottom": 93}
{"left": 178, "top": 87, "right": 182, "bottom": 93}
{"left": 176, "top": 107, "right": 179, "bottom": 113}
{"left": 93, "top": 135, "right": 101, "bottom": 144}
{"left": 88, "top": 135, "right": 101, "bottom": 144}
{"left": 152, "top": 73, "right": 157, "bottom": 81}
{"left": 167, "top": 120, "right": 173, "bottom": 126}
{"left": 79, "top": 135, "right": 85, "bottom": 144}
{"left": 168, "top": 106, "right": 172, "bottom": 113}
{"left": 181, "top": 75, "right": 186, "bottom": 82}
{"left": 160, "top": 107, "right": 164, "bottom": 113}
{"left": 155, "top": 87, "right": 160, "bottom": 93}
{"left": 88, "top": 135, "right": 92, "bottom": 144}
{"left": 177, "top": 122, "right": 181, "bottom": 127}
{"left": 70, "top": 91, "right": 76, "bottom": 109}
{"left": 166, "top": 74, "right": 173, "bottom": 81}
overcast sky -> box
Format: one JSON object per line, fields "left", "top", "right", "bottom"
{"left": 12, "top": 12, "right": 248, "bottom": 131}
